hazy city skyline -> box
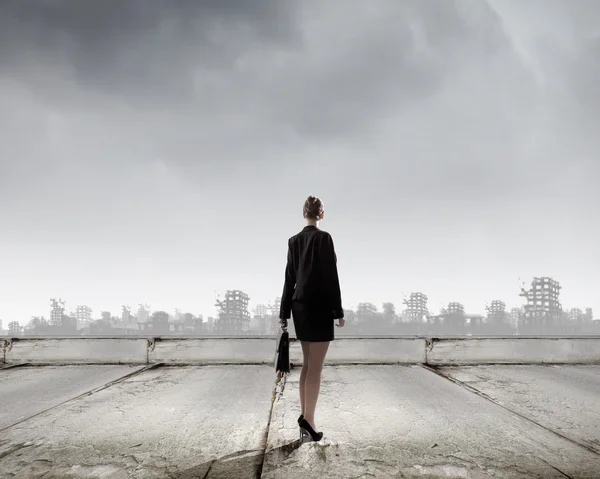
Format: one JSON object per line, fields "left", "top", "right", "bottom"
{"left": 4, "top": 279, "right": 598, "bottom": 338}
{"left": 1, "top": 276, "right": 596, "bottom": 331}
{"left": 1, "top": 1, "right": 599, "bottom": 324}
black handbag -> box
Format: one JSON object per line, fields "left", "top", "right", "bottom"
{"left": 275, "top": 324, "right": 290, "bottom": 374}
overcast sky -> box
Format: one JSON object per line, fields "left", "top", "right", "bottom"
{"left": 1, "top": 0, "right": 599, "bottom": 324}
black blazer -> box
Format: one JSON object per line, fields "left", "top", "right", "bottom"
{"left": 279, "top": 225, "right": 344, "bottom": 320}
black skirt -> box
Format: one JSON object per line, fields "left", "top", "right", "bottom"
{"left": 292, "top": 301, "right": 335, "bottom": 342}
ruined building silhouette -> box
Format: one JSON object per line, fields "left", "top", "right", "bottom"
{"left": 215, "top": 290, "right": 251, "bottom": 334}
{"left": 519, "top": 277, "right": 562, "bottom": 334}
{"left": 404, "top": 292, "right": 429, "bottom": 322}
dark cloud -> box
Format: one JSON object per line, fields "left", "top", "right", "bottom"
{"left": 0, "top": 0, "right": 519, "bottom": 134}
{"left": 0, "top": 0, "right": 303, "bottom": 103}
{"left": 0, "top": 0, "right": 598, "bottom": 194}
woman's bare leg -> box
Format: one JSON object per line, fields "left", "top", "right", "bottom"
{"left": 303, "top": 341, "right": 330, "bottom": 431}
{"left": 299, "top": 341, "right": 310, "bottom": 416}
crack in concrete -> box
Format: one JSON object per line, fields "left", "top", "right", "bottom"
{"left": 257, "top": 371, "right": 287, "bottom": 478}
{"left": 0, "top": 363, "right": 164, "bottom": 433}
{"left": 421, "top": 364, "right": 600, "bottom": 458}
{"left": 201, "top": 459, "right": 215, "bottom": 479}
{"left": 0, "top": 442, "right": 34, "bottom": 460}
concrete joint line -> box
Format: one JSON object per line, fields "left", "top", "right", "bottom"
{"left": 0, "top": 363, "right": 164, "bottom": 434}
{"left": 424, "top": 337, "right": 437, "bottom": 365}
{"left": 4, "top": 338, "right": 15, "bottom": 353}
{"left": 420, "top": 364, "right": 600, "bottom": 457}
{"left": 146, "top": 338, "right": 157, "bottom": 364}
{"left": 2, "top": 339, "right": 17, "bottom": 365}
{"left": 537, "top": 457, "right": 575, "bottom": 479}
{"left": 0, "top": 363, "right": 29, "bottom": 370}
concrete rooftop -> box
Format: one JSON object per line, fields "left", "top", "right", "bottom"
{"left": 1, "top": 337, "right": 600, "bottom": 478}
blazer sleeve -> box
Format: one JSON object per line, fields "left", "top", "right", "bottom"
{"left": 279, "top": 239, "right": 295, "bottom": 320}
{"left": 320, "top": 233, "right": 344, "bottom": 319}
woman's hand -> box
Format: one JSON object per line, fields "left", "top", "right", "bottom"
{"left": 335, "top": 318, "right": 345, "bottom": 327}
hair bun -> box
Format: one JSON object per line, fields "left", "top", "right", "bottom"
{"left": 303, "top": 196, "right": 324, "bottom": 220}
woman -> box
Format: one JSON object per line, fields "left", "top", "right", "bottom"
{"left": 279, "top": 195, "right": 345, "bottom": 442}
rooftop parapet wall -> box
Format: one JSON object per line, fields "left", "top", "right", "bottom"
{"left": 2, "top": 336, "right": 600, "bottom": 365}
{"left": 149, "top": 337, "right": 426, "bottom": 364}
{"left": 2, "top": 337, "right": 148, "bottom": 365}
{"left": 426, "top": 336, "right": 600, "bottom": 364}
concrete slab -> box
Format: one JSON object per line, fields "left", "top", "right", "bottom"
{"left": 5, "top": 338, "right": 149, "bottom": 364}
{"left": 427, "top": 337, "right": 600, "bottom": 364}
{"left": 438, "top": 365, "right": 600, "bottom": 454}
{"left": 149, "top": 338, "right": 275, "bottom": 364}
{"left": 0, "top": 365, "right": 143, "bottom": 430}
{"left": 0, "top": 365, "right": 275, "bottom": 478}
{"left": 317, "top": 338, "right": 426, "bottom": 364}
{"left": 262, "top": 365, "right": 600, "bottom": 478}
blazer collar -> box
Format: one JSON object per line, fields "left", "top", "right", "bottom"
{"left": 302, "top": 225, "right": 318, "bottom": 232}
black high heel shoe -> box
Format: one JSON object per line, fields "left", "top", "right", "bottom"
{"left": 298, "top": 415, "right": 306, "bottom": 440}
{"left": 299, "top": 418, "right": 323, "bottom": 442}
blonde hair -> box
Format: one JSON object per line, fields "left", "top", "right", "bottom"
{"left": 303, "top": 196, "right": 324, "bottom": 220}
